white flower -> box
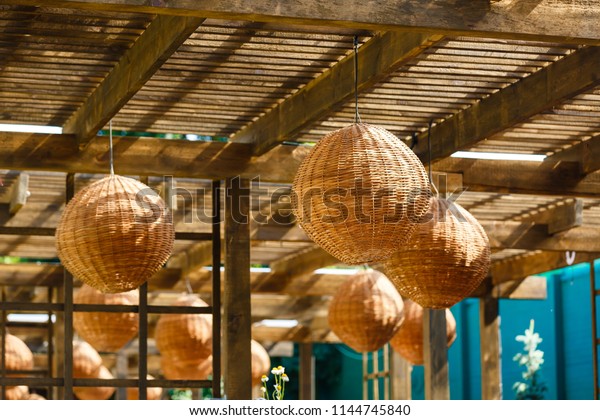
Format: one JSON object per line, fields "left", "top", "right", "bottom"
{"left": 261, "top": 375, "right": 268, "bottom": 383}
{"left": 517, "top": 383, "right": 527, "bottom": 393}
{"left": 260, "top": 387, "right": 266, "bottom": 393}
{"left": 282, "top": 373, "right": 289, "bottom": 382}
{"left": 271, "top": 365, "right": 285, "bottom": 375}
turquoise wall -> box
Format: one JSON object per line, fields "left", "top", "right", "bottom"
{"left": 316, "top": 262, "right": 596, "bottom": 400}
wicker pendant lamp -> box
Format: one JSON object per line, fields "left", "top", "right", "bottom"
{"left": 5, "top": 385, "right": 29, "bottom": 400}
{"left": 291, "top": 123, "right": 430, "bottom": 265}
{"left": 73, "top": 341, "right": 103, "bottom": 378}
{"left": 161, "top": 356, "right": 212, "bottom": 380}
{"left": 4, "top": 333, "right": 34, "bottom": 375}
{"left": 389, "top": 300, "right": 456, "bottom": 365}
{"left": 328, "top": 270, "right": 404, "bottom": 352}
{"left": 155, "top": 295, "right": 212, "bottom": 364}
{"left": 251, "top": 340, "right": 271, "bottom": 386}
{"left": 73, "top": 285, "right": 139, "bottom": 352}
{"left": 384, "top": 197, "right": 491, "bottom": 309}
{"left": 56, "top": 174, "right": 174, "bottom": 293}
{"left": 127, "top": 375, "right": 162, "bottom": 400}
{"left": 74, "top": 365, "right": 115, "bottom": 400}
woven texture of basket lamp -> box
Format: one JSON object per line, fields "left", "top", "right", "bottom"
{"left": 73, "top": 340, "right": 103, "bottom": 379}
{"left": 291, "top": 123, "right": 430, "bottom": 265}
{"left": 251, "top": 340, "right": 271, "bottom": 386}
{"left": 155, "top": 295, "right": 212, "bottom": 364}
{"left": 389, "top": 299, "right": 456, "bottom": 366}
{"left": 4, "top": 333, "right": 34, "bottom": 376}
{"left": 127, "top": 375, "right": 162, "bottom": 400}
{"left": 328, "top": 269, "right": 405, "bottom": 352}
{"left": 55, "top": 174, "right": 174, "bottom": 293}
{"left": 74, "top": 365, "right": 115, "bottom": 400}
{"left": 161, "top": 356, "right": 212, "bottom": 380}
{"left": 384, "top": 197, "right": 491, "bottom": 309}
{"left": 5, "top": 385, "right": 29, "bottom": 400}
{"left": 73, "top": 284, "right": 139, "bottom": 352}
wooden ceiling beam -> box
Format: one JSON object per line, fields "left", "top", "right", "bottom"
{"left": 413, "top": 47, "right": 600, "bottom": 162}
{"left": 229, "top": 31, "right": 444, "bottom": 155}
{"left": 513, "top": 198, "right": 583, "bottom": 234}
{"left": 3, "top": 0, "right": 600, "bottom": 44}
{"left": 62, "top": 15, "right": 204, "bottom": 146}
{"left": 546, "top": 134, "right": 600, "bottom": 176}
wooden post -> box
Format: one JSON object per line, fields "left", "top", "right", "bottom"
{"left": 299, "top": 342, "right": 315, "bottom": 400}
{"left": 224, "top": 177, "right": 252, "bottom": 399}
{"left": 391, "top": 351, "right": 412, "bottom": 400}
{"left": 423, "top": 309, "right": 449, "bottom": 400}
{"left": 479, "top": 297, "right": 502, "bottom": 399}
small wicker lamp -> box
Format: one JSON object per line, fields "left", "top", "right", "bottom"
{"left": 161, "top": 356, "right": 212, "bottom": 380}
{"left": 4, "top": 333, "right": 34, "bottom": 375}
{"left": 251, "top": 340, "right": 271, "bottom": 386}
{"left": 155, "top": 295, "right": 212, "bottom": 364}
{"left": 127, "top": 375, "right": 162, "bottom": 400}
{"left": 291, "top": 123, "right": 430, "bottom": 265}
{"left": 389, "top": 300, "right": 456, "bottom": 365}
{"left": 5, "top": 385, "right": 29, "bottom": 400}
{"left": 328, "top": 270, "right": 404, "bottom": 352}
{"left": 74, "top": 365, "right": 115, "bottom": 400}
{"left": 56, "top": 175, "right": 174, "bottom": 293}
{"left": 384, "top": 197, "right": 491, "bottom": 309}
{"left": 73, "top": 340, "right": 103, "bottom": 378}
{"left": 73, "top": 284, "right": 139, "bottom": 352}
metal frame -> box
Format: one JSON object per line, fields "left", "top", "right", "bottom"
{"left": 0, "top": 174, "right": 222, "bottom": 400}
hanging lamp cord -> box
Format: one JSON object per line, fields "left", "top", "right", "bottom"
{"left": 109, "top": 120, "right": 115, "bottom": 176}
{"left": 427, "top": 119, "right": 439, "bottom": 197}
{"left": 353, "top": 36, "right": 361, "bottom": 123}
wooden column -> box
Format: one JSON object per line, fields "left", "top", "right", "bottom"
{"left": 479, "top": 297, "right": 502, "bottom": 400}
{"left": 224, "top": 177, "right": 252, "bottom": 399}
{"left": 423, "top": 309, "right": 449, "bottom": 399}
{"left": 391, "top": 351, "right": 412, "bottom": 400}
{"left": 299, "top": 342, "right": 315, "bottom": 400}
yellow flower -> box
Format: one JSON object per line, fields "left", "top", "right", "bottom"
{"left": 261, "top": 375, "right": 268, "bottom": 382}
{"left": 282, "top": 373, "right": 289, "bottom": 382}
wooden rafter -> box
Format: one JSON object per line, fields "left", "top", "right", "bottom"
{"left": 413, "top": 47, "right": 600, "bottom": 162}
{"left": 230, "top": 31, "right": 444, "bottom": 155}
{"left": 547, "top": 134, "right": 600, "bottom": 175}
{"left": 513, "top": 198, "right": 583, "bottom": 234}
{"left": 62, "top": 14, "right": 204, "bottom": 146}
{"left": 3, "top": 0, "right": 600, "bottom": 44}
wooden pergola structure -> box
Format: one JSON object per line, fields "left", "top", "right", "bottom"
{"left": 0, "top": 0, "right": 599, "bottom": 400}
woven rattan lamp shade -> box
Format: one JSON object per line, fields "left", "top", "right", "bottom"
{"left": 73, "top": 341, "right": 103, "bottom": 378}
{"left": 384, "top": 197, "right": 491, "bottom": 309}
{"left": 155, "top": 295, "right": 212, "bottom": 364}
{"left": 161, "top": 356, "right": 212, "bottom": 380}
{"left": 56, "top": 174, "right": 174, "bottom": 293}
{"left": 4, "top": 333, "right": 33, "bottom": 374}
{"left": 127, "top": 375, "right": 162, "bottom": 400}
{"left": 5, "top": 386, "right": 29, "bottom": 400}
{"left": 73, "top": 284, "right": 139, "bottom": 352}
{"left": 251, "top": 340, "right": 271, "bottom": 386}
{"left": 328, "top": 270, "right": 404, "bottom": 352}
{"left": 291, "top": 123, "right": 430, "bottom": 265}
{"left": 389, "top": 300, "right": 456, "bottom": 365}
{"left": 74, "top": 365, "right": 115, "bottom": 400}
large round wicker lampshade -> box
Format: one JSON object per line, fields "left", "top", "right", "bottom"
{"left": 74, "top": 365, "right": 115, "bottom": 400}
{"left": 4, "top": 333, "right": 34, "bottom": 374}
{"left": 5, "top": 386, "right": 29, "bottom": 400}
{"left": 390, "top": 300, "right": 456, "bottom": 365}
{"left": 73, "top": 341, "right": 103, "bottom": 378}
{"left": 328, "top": 270, "right": 404, "bottom": 352}
{"left": 74, "top": 284, "right": 139, "bottom": 352}
{"left": 251, "top": 340, "right": 271, "bottom": 386}
{"left": 291, "top": 123, "right": 430, "bottom": 265}
{"left": 127, "top": 375, "right": 162, "bottom": 400}
{"left": 155, "top": 296, "right": 212, "bottom": 364}
{"left": 384, "top": 197, "right": 490, "bottom": 309}
{"left": 161, "top": 356, "right": 212, "bottom": 380}
{"left": 56, "top": 175, "right": 174, "bottom": 293}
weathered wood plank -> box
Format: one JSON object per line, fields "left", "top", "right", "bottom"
{"left": 223, "top": 177, "right": 252, "bottom": 400}
{"left": 495, "top": 276, "right": 547, "bottom": 300}
{"left": 491, "top": 251, "right": 600, "bottom": 285}
{"left": 423, "top": 309, "right": 449, "bottom": 400}
{"left": 479, "top": 297, "right": 501, "bottom": 400}
{"left": 548, "top": 134, "right": 600, "bottom": 175}
{"left": 8, "top": 172, "right": 28, "bottom": 215}
{"left": 415, "top": 47, "right": 600, "bottom": 162}
{"left": 62, "top": 14, "right": 204, "bottom": 145}
{"left": 4, "top": 0, "right": 600, "bottom": 44}
{"left": 299, "top": 342, "right": 315, "bottom": 400}
{"left": 515, "top": 198, "right": 583, "bottom": 234}
{"left": 230, "top": 31, "right": 443, "bottom": 155}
